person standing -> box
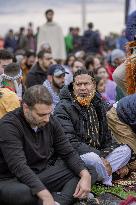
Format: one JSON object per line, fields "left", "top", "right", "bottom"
{"left": 4, "top": 29, "right": 17, "bottom": 53}
{"left": 37, "top": 9, "right": 66, "bottom": 61}
{"left": 82, "top": 22, "right": 101, "bottom": 54}
{"left": 0, "top": 49, "right": 13, "bottom": 75}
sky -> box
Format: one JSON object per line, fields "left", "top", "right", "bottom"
{"left": 0, "top": 0, "right": 125, "bottom": 37}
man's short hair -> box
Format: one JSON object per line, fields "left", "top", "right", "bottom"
{"left": 23, "top": 85, "right": 53, "bottom": 108}
{"left": 20, "top": 27, "right": 25, "bottom": 33}
{"left": 69, "top": 27, "right": 74, "bottom": 33}
{"left": 4, "top": 63, "right": 20, "bottom": 78}
{"left": 85, "top": 55, "right": 95, "bottom": 70}
{"left": 0, "top": 49, "right": 14, "bottom": 60}
{"left": 37, "top": 50, "right": 51, "bottom": 59}
{"left": 25, "top": 50, "right": 36, "bottom": 58}
{"left": 88, "top": 22, "right": 93, "bottom": 29}
{"left": 71, "top": 59, "right": 84, "bottom": 68}
{"left": 45, "top": 9, "right": 54, "bottom": 16}
{"left": 73, "top": 69, "right": 94, "bottom": 83}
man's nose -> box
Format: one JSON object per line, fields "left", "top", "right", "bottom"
{"left": 43, "top": 114, "right": 50, "bottom": 123}
{"left": 61, "top": 77, "right": 65, "bottom": 83}
{"left": 80, "top": 84, "right": 86, "bottom": 89}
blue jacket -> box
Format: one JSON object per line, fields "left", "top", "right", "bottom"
{"left": 126, "top": 11, "right": 136, "bottom": 41}
{"left": 116, "top": 94, "right": 136, "bottom": 133}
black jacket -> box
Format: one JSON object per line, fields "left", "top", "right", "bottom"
{"left": 0, "top": 108, "right": 86, "bottom": 194}
{"left": 82, "top": 30, "right": 101, "bottom": 53}
{"left": 25, "top": 62, "right": 47, "bottom": 88}
{"left": 54, "top": 84, "right": 112, "bottom": 152}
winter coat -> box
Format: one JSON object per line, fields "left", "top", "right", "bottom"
{"left": 82, "top": 30, "right": 101, "bottom": 54}
{"left": 54, "top": 84, "right": 112, "bottom": 155}
{"left": 25, "top": 62, "right": 47, "bottom": 88}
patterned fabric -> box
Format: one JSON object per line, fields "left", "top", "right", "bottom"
{"left": 80, "top": 104, "right": 100, "bottom": 148}
{"left": 43, "top": 80, "right": 60, "bottom": 110}
{"left": 114, "top": 171, "right": 136, "bottom": 192}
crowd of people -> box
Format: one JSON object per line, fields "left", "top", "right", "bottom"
{"left": 0, "top": 8, "right": 136, "bottom": 205}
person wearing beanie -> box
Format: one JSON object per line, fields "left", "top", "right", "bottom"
{"left": 110, "top": 49, "right": 125, "bottom": 68}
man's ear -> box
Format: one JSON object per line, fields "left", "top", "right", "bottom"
{"left": 47, "top": 75, "right": 53, "bottom": 82}
{"left": 38, "top": 58, "right": 42, "bottom": 66}
{"left": 93, "top": 81, "right": 96, "bottom": 90}
{"left": 94, "top": 83, "right": 96, "bottom": 90}
{"left": 22, "top": 103, "right": 29, "bottom": 113}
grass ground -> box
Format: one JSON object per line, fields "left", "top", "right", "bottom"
{"left": 92, "top": 184, "right": 136, "bottom": 199}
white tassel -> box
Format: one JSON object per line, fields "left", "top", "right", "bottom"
{"left": 13, "top": 80, "right": 19, "bottom": 93}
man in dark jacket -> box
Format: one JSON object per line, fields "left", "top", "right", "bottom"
{"left": 25, "top": 50, "right": 53, "bottom": 88}
{"left": 0, "top": 49, "right": 13, "bottom": 75}
{"left": 54, "top": 69, "right": 132, "bottom": 185}
{"left": 82, "top": 22, "right": 101, "bottom": 54}
{"left": 0, "top": 85, "right": 97, "bottom": 205}
{"left": 107, "top": 94, "right": 136, "bottom": 171}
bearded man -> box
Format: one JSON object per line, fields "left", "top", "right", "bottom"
{"left": 0, "top": 85, "right": 96, "bottom": 205}
{"left": 43, "top": 64, "right": 68, "bottom": 110}
{"left": 54, "top": 69, "right": 132, "bottom": 185}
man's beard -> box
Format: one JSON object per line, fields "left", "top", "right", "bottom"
{"left": 74, "top": 90, "right": 95, "bottom": 106}
{"left": 52, "top": 78, "right": 64, "bottom": 89}
{"left": 26, "top": 63, "right": 33, "bottom": 70}
{"left": 24, "top": 111, "right": 45, "bottom": 128}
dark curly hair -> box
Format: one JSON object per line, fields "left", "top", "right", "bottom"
{"left": 0, "top": 49, "right": 14, "bottom": 60}
{"left": 73, "top": 69, "right": 95, "bottom": 83}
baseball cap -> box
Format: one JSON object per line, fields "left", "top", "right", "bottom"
{"left": 47, "top": 64, "right": 69, "bottom": 77}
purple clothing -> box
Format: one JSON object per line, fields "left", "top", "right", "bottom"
{"left": 102, "top": 80, "right": 117, "bottom": 105}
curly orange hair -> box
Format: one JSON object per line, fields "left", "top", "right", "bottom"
{"left": 126, "top": 41, "right": 136, "bottom": 94}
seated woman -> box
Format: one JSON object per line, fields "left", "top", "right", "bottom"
{"left": 95, "top": 76, "right": 111, "bottom": 110}
{"left": 95, "top": 66, "right": 124, "bottom": 105}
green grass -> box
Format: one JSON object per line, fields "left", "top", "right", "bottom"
{"left": 92, "top": 184, "right": 136, "bottom": 199}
